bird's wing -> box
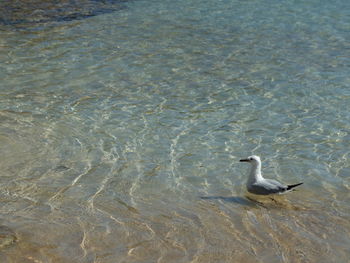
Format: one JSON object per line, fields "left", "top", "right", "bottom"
{"left": 248, "top": 179, "right": 286, "bottom": 195}
{"left": 264, "top": 179, "right": 287, "bottom": 188}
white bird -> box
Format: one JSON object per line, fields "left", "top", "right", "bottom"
{"left": 240, "top": 155, "right": 303, "bottom": 195}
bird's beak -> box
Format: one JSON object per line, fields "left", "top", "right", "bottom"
{"left": 239, "top": 159, "right": 250, "bottom": 162}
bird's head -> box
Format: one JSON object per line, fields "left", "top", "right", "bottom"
{"left": 239, "top": 155, "right": 261, "bottom": 164}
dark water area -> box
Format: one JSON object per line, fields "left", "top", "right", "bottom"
{"left": 0, "top": 0, "right": 128, "bottom": 26}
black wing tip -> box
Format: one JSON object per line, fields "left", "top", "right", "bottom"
{"left": 287, "top": 182, "right": 303, "bottom": 190}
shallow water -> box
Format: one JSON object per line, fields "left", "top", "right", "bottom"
{"left": 0, "top": 0, "right": 349, "bottom": 262}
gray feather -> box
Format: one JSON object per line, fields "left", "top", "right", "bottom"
{"left": 248, "top": 179, "right": 287, "bottom": 195}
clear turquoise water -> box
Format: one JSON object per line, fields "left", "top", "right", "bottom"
{"left": 0, "top": 0, "right": 349, "bottom": 262}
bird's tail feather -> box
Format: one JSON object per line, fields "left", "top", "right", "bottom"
{"left": 286, "top": 182, "right": 303, "bottom": 191}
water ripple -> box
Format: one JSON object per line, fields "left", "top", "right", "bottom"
{"left": 0, "top": 0, "right": 349, "bottom": 262}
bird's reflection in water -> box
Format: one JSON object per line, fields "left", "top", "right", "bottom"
{"left": 244, "top": 193, "right": 307, "bottom": 211}
{"left": 201, "top": 194, "right": 306, "bottom": 211}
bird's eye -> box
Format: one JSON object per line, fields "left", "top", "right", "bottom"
{"left": 249, "top": 158, "right": 253, "bottom": 161}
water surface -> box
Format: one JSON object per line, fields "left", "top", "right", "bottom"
{"left": 0, "top": 0, "right": 349, "bottom": 262}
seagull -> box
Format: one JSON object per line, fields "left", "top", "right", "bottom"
{"left": 240, "top": 155, "right": 303, "bottom": 195}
